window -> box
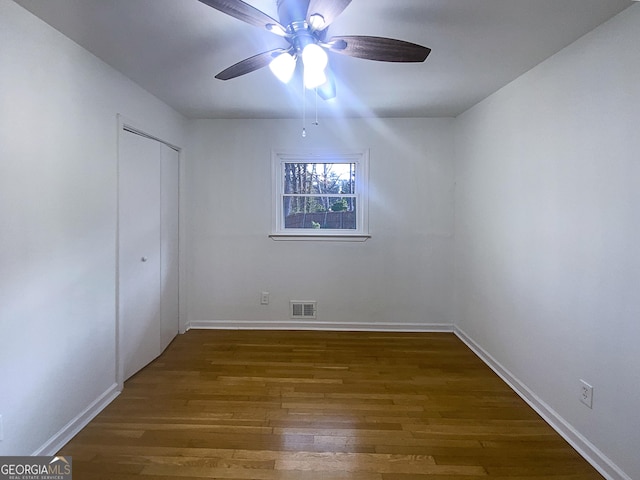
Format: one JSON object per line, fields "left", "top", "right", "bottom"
{"left": 271, "top": 150, "right": 370, "bottom": 240}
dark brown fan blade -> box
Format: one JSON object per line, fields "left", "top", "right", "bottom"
{"left": 215, "top": 49, "right": 285, "bottom": 80}
{"left": 198, "top": 0, "right": 285, "bottom": 34}
{"left": 326, "top": 35, "right": 431, "bottom": 62}
{"left": 306, "top": 0, "right": 352, "bottom": 29}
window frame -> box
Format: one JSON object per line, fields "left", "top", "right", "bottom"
{"left": 270, "top": 149, "right": 370, "bottom": 241}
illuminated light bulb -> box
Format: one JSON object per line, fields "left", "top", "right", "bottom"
{"left": 302, "top": 43, "right": 328, "bottom": 89}
{"left": 302, "top": 43, "right": 328, "bottom": 71}
{"left": 304, "top": 67, "right": 327, "bottom": 89}
{"left": 269, "top": 52, "right": 296, "bottom": 84}
{"left": 308, "top": 14, "right": 325, "bottom": 31}
{"left": 317, "top": 75, "right": 336, "bottom": 100}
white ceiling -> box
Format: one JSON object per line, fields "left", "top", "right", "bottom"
{"left": 14, "top": 0, "right": 633, "bottom": 119}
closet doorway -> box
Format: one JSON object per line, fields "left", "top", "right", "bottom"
{"left": 118, "top": 124, "right": 179, "bottom": 383}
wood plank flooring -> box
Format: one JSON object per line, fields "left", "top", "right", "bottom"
{"left": 59, "top": 330, "right": 604, "bottom": 479}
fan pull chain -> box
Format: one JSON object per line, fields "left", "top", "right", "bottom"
{"left": 313, "top": 89, "right": 319, "bottom": 126}
{"left": 301, "top": 74, "right": 306, "bottom": 138}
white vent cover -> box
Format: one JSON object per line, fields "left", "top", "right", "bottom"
{"left": 290, "top": 301, "right": 317, "bottom": 319}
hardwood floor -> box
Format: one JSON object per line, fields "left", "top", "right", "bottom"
{"left": 59, "top": 330, "right": 604, "bottom": 479}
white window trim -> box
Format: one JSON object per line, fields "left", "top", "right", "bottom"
{"left": 270, "top": 149, "right": 370, "bottom": 241}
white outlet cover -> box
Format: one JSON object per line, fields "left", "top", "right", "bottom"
{"left": 580, "top": 380, "right": 593, "bottom": 409}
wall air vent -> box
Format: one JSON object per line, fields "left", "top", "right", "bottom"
{"left": 290, "top": 301, "right": 317, "bottom": 319}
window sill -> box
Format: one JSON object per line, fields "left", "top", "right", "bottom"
{"left": 269, "top": 234, "right": 371, "bottom": 242}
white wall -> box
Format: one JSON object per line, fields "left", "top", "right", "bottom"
{"left": 454, "top": 5, "right": 639, "bottom": 479}
{"left": 187, "top": 117, "right": 455, "bottom": 330}
{"left": 0, "top": 0, "right": 186, "bottom": 455}
{"left": 3, "top": 0, "right": 636, "bottom": 477}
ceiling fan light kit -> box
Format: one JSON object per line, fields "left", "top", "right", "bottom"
{"left": 199, "top": 0, "right": 430, "bottom": 86}
{"left": 269, "top": 51, "right": 296, "bottom": 83}
{"left": 308, "top": 13, "right": 326, "bottom": 31}
{"left": 199, "top": 0, "right": 431, "bottom": 133}
{"left": 301, "top": 43, "right": 329, "bottom": 88}
{"left": 302, "top": 43, "right": 328, "bottom": 70}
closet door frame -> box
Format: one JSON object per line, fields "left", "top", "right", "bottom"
{"left": 116, "top": 114, "right": 183, "bottom": 389}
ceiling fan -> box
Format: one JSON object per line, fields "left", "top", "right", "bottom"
{"left": 198, "top": 0, "right": 431, "bottom": 100}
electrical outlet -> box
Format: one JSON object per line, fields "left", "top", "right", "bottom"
{"left": 260, "top": 291, "right": 270, "bottom": 305}
{"left": 580, "top": 380, "right": 593, "bottom": 408}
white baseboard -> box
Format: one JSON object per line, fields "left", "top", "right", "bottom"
{"left": 188, "top": 320, "right": 454, "bottom": 333}
{"left": 33, "top": 383, "right": 120, "bottom": 456}
{"left": 454, "top": 326, "right": 632, "bottom": 480}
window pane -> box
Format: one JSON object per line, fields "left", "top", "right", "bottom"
{"left": 283, "top": 163, "right": 355, "bottom": 195}
{"left": 283, "top": 197, "right": 357, "bottom": 230}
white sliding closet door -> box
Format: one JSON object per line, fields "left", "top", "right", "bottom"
{"left": 160, "top": 144, "right": 179, "bottom": 352}
{"left": 118, "top": 129, "right": 179, "bottom": 381}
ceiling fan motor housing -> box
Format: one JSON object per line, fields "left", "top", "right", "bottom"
{"left": 289, "top": 21, "right": 319, "bottom": 54}
{"left": 277, "top": 0, "right": 311, "bottom": 27}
